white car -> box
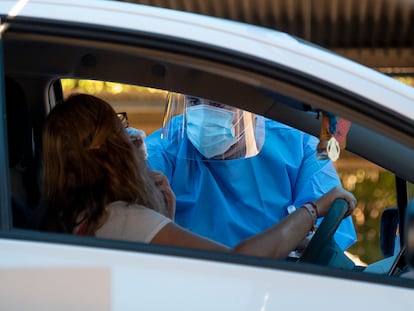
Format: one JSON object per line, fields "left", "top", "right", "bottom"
{"left": 1, "top": 0, "right": 414, "bottom": 310}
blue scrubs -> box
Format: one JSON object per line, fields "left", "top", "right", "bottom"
{"left": 146, "top": 117, "right": 356, "bottom": 250}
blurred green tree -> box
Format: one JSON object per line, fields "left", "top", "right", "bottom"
{"left": 339, "top": 169, "right": 396, "bottom": 264}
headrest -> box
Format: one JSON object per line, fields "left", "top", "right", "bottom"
{"left": 5, "top": 76, "right": 29, "bottom": 168}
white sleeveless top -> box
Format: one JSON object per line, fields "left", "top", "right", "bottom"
{"left": 95, "top": 201, "right": 171, "bottom": 243}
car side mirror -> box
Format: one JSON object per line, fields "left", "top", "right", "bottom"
{"left": 405, "top": 201, "right": 414, "bottom": 268}
{"left": 380, "top": 208, "right": 399, "bottom": 258}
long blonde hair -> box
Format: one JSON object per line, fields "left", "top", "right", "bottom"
{"left": 38, "top": 93, "right": 165, "bottom": 234}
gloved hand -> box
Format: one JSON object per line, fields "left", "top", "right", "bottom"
{"left": 125, "top": 127, "right": 147, "bottom": 159}
{"left": 150, "top": 171, "right": 176, "bottom": 220}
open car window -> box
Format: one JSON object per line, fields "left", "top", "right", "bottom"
{"left": 58, "top": 79, "right": 408, "bottom": 274}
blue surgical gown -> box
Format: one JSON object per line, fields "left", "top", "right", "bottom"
{"left": 146, "top": 117, "right": 357, "bottom": 250}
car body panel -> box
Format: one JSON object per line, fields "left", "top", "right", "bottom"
{"left": 0, "top": 238, "right": 413, "bottom": 311}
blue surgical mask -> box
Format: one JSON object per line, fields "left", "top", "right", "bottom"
{"left": 186, "top": 104, "right": 236, "bottom": 158}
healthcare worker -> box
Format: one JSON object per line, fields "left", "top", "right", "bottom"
{"left": 145, "top": 93, "right": 357, "bottom": 250}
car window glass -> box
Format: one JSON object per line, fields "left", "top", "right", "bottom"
{"left": 408, "top": 182, "right": 414, "bottom": 202}
{"left": 335, "top": 150, "right": 398, "bottom": 265}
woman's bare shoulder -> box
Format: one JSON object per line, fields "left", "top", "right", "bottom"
{"left": 96, "top": 201, "right": 171, "bottom": 243}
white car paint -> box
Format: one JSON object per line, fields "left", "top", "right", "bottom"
{"left": 0, "top": 239, "right": 411, "bottom": 311}
{"left": 2, "top": 0, "right": 414, "bottom": 119}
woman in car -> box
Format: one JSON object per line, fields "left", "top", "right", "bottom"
{"left": 35, "top": 93, "right": 356, "bottom": 259}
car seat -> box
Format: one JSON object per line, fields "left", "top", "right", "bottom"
{"left": 5, "top": 76, "right": 38, "bottom": 228}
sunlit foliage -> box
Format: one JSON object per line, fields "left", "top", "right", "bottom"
{"left": 61, "top": 79, "right": 165, "bottom": 97}
{"left": 395, "top": 76, "right": 414, "bottom": 87}
{"left": 339, "top": 170, "right": 396, "bottom": 264}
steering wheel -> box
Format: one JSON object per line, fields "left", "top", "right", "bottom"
{"left": 299, "top": 199, "right": 355, "bottom": 270}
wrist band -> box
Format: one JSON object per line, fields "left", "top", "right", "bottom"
{"left": 305, "top": 201, "right": 319, "bottom": 218}
{"left": 302, "top": 203, "right": 317, "bottom": 230}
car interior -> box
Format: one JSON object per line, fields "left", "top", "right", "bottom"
{"left": 2, "top": 16, "right": 414, "bottom": 285}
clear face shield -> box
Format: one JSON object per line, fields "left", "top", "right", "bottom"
{"left": 161, "top": 92, "right": 265, "bottom": 160}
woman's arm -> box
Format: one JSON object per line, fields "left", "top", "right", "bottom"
{"left": 151, "top": 206, "right": 313, "bottom": 258}
{"left": 151, "top": 186, "right": 356, "bottom": 259}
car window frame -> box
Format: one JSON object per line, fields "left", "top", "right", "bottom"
{"left": 0, "top": 25, "right": 12, "bottom": 231}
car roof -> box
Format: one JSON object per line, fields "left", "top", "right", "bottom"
{"left": 2, "top": 0, "right": 414, "bottom": 120}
